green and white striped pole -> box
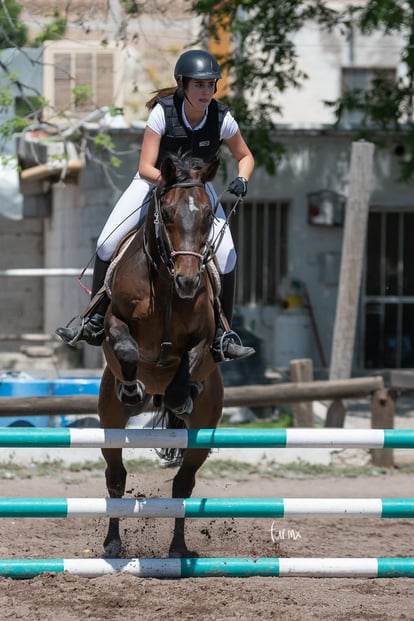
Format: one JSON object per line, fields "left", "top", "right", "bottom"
{"left": 1, "top": 497, "right": 414, "bottom": 518}
{"left": 0, "top": 428, "right": 414, "bottom": 449}
{"left": 1, "top": 557, "right": 413, "bottom": 579}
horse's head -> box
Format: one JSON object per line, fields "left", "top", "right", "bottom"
{"left": 151, "top": 154, "right": 219, "bottom": 299}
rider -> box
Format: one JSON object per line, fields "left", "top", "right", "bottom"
{"left": 56, "top": 49, "right": 255, "bottom": 362}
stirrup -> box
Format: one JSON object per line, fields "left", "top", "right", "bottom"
{"left": 55, "top": 315, "right": 87, "bottom": 347}
{"left": 217, "top": 329, "right": 241, "bottom": 361}
{"left": 55, "top": 314, "right": 105, "bottom": 347}
{"left": 211, "top": 329, "right": 255, "bottom": 363}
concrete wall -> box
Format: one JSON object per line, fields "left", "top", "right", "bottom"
{"left": 0, "top": 216, "right": 44, "bottom": 336}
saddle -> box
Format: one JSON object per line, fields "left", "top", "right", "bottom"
{"left": 79, "top": 231, "right": 229, "bottom": 332}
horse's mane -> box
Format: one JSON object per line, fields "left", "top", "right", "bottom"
{"left": 160, "top": 152, "right": 217, "bottom": 189}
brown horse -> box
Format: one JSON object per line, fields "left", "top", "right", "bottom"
{"left": 99, "top": 154, "right": 224, "bottom": 558}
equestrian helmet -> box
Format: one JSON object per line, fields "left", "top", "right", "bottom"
{"left": 174, "top": 49, "right": 221, "bottom": 82}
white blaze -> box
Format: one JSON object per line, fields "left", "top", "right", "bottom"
{"left": 188, "top": 197, "right": 199, "bottom": 212}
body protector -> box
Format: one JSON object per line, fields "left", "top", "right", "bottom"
{"left": 156, "top": 93, "right": 228, "bottom": 168}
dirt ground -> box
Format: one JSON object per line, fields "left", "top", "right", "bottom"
{"left": 0, "top": 465, "right": 413, "bottom": 621}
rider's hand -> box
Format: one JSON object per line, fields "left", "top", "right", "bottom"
{"left": 228, "top": 177, "right": 248, "bottom": 198}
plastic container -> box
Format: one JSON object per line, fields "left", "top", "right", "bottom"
{"left": 0, "top": 373, "right": 101, "bottom": 428}
{"left": 52, "top": 377, "right": 100, "bottom": 427}
{"left": 0, "top": 372, "right": 51, "bottom": 427}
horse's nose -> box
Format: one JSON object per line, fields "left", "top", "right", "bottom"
{"left": 175, "top": 272, "right": 201, "bottom": 298}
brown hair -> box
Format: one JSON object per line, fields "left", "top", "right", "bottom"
{"left": 146, "top": 87, "right": 177, "bottom": 110}
{"left": 145, "top": 77, "right": 193, "bottom": 110}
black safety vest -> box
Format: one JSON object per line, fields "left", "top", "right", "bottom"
{"left": 155, "top": 93, "right": 229, "bottom": 167}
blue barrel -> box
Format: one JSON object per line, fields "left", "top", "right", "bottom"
{"left": 0, "top": 373, "right": 51, "bottom": 427}
{"left": 52, "top": 377, "right": 100, "bottom": 427}
{"left": 52, "top": 377, "right": 101, "bottom": 396}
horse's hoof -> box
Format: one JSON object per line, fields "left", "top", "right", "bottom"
{"left": 103, "top": 539, "right": 122, "bottom": 558}
{"left": 168, "top": 544, "right": 199, "bottom": 559}
{"left": 167, "top": 395, "right": 194, "bottom": 420}
{"left": 168, "top": 550, "right": 181, "bottom": 559}
{"left": 116, "top": 380, "right": 145, "bottom": 406}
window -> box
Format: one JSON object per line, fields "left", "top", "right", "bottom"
{"left": 223, "top": 200, "right": 289, "bottom": 305}
{"left": 341, "top": 67, "right": 396, "bottom": 127}
{"left": 42, "top": 41, "right": 122, "bottom": 120}
{"left": 362, "top": 210, "right": 414, "bottom": 369}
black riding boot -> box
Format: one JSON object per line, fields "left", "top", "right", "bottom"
{"left": 55, "top": 256, "right": 110, "bottom": 347}
{"left": 211, "top": 270, "right": 255, "bottom": 362}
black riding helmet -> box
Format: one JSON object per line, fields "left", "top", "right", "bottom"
{"left": 174, "top": 49, "right": 221, "bottom": 82}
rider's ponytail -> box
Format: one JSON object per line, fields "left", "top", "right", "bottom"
{"left": 146, "top": 87, "right": 178, "bottom": 110}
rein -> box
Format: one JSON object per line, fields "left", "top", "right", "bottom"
{"left": 210, "top": 190, "right": 242, "bottom": 252}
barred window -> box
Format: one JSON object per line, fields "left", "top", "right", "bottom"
{"left": 223, "top": 200, "right": 289, "bottom": 305}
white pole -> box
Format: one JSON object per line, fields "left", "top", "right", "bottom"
{"left": 0, "top": 269, "right": 93, "bottom": 277}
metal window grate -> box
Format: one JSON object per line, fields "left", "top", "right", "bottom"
{"left": 223, "top": 200, "right": 289, "bottom": 306}
{"left": 362, "top": 209, "right": 414, "bottom": 368}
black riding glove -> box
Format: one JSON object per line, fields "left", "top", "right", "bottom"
{"left": 228, "top": 176, "right": 248, "bottom": 198}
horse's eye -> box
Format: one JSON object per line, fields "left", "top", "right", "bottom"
{"left": 161, "top": 206, "right": 174, "bottom": 223}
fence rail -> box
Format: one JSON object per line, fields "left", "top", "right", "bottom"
{"left": 0, "top": 377, "right": 384, "bottom": 415}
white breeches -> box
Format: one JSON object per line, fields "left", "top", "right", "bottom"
{"left": 96, "top": 175, "right": 236, "bottom": 274}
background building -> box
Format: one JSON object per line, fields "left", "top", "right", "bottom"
{"left": 0, "top": 1, "right": 412, "bottom": 373}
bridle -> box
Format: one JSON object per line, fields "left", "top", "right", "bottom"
{"left": 144, "top": 180, "right": 215, "bottom": 278}
{"left": 143, "top": 179, "right": 217, "bottom": 365}
{"left": 142, "top": 177, "right": 242, "bottom": 365}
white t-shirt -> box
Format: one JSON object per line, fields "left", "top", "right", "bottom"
{"left": 146, "top": 101, "right": 239, "bottom": 140}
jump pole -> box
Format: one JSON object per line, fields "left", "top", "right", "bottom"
{"left": 2, "top": 426, "right": 413, "bottom": 580}
{"left": 1, "top": 427, "right": 414, "bottom": 449}
{"left": 1, "top": 557, "right": 414, "bottom": 579}
{"left": 1, "top": 497, "right": 414, "bottom": 519}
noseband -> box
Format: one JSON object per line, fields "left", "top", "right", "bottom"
{"left": 144, "top": 181, "right": 214, "bottom": 277}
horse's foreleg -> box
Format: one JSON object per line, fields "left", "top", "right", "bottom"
{"left": 169, "top": 368, "right": 223, "bottom": 557}
{"left": 99, "top": 366, "right": 129, "bottom": 558}
{"left": 102, "top": 448, "right": 127, "bottom": 557}
{"left": 104, "top": 313, "right": 145, "bottom": 406}
{"left": 169, "top": 447, "right": 210, "bottom": 558}
{"left": 164, "top": 353, "right": 194, "bottom": 417}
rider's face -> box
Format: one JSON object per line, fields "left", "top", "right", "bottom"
{"left": 185, "top": 79, "right": 216, "bottom": 111}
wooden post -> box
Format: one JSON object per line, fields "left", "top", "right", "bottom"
{"left": 290, "top": 359, "right": 314, "bottom": 427}
{"left": 370, "top": 388, "right": 396, "bottom": 467}
{"left": 325, "top": 399, "right": 346, "bottom": 428}
{"left": 327, "top": 141, "right": 375, "bottom": 427}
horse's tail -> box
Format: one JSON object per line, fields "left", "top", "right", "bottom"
{"left": 152, "top": 401, "right": 186, "bottom": 467}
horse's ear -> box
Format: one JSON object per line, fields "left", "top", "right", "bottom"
{"left": 200, "top": 158, "right": 220, "bottom": 184}
{"left": 160, "top": 157, "right": 177, "bottom": 185}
